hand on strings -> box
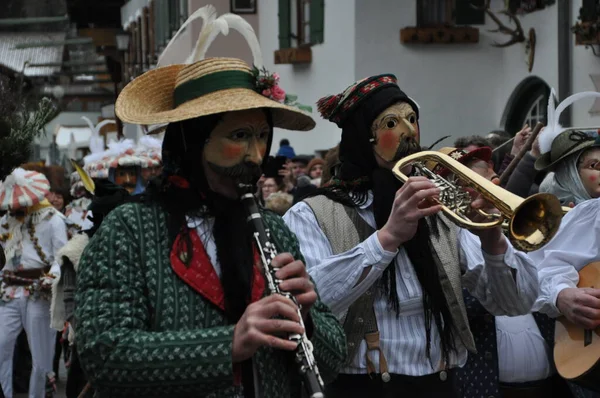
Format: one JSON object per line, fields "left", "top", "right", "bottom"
{"left": 468, "top": 194, "right": 507, "bottom": 255}
{"left": 271, "top": 253, "right": 317, "bottom": 320}
{"left": 511, "top": 124, "right": 532, "bottom": 156}
{"left": 557, "top": 287, "right": 600, "bottom": 329}
{"left": 232, "top": 294, "right": 304, "bottom": 363}
{"left": 378, "top": 176, "right": 442, "bottom": 251}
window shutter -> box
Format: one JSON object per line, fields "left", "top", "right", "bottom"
{"left": 310, "top": 0, "right": 325, "bottom": 45}
{"left": 455, "top": 0, "right": 485, "bottom": 25}
{"left": 278, "top": 0, "right": 291, "bottom": 49}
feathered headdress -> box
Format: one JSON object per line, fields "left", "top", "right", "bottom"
{"left": 535, "top": 90, "right": 600, "bottom": 171}
{"left": 539, "top": 89, "right": 600, "bottom": 155}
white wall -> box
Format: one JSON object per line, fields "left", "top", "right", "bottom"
{"left": 571, "top": 0, "right": 600, "bottom": 128}
{"left": 354, "top": 0, "right": 559, "bottom": 148}
{"left": 259, "top": 0, "right": 356, "bottom": 156}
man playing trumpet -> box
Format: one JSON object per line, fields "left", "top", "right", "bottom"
{"left": 284, "top": 74, "right": 541, "bottom": 397}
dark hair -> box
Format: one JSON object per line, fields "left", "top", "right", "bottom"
{"left": 454, "top": 135, "right": 490, "bottom": 149}
{"left": 292, "top": 155, "right": 311, "bottom": 166}
{"left": 280, "top": 138, "right": 290, "bottom": 146}
{"left": 262, "top": 175, "right": 286, "bottom": 193}
{"left": 487, "top": 130, "right": 511, "bottom": 148}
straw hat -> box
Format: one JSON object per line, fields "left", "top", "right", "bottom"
{"left": 0, "top": 168, "right": 50, "bottom": 211}
{"left": 116, "top": 6, "right": 314, "bottom": 132}
{"left": 535, "top": 90, "right": 600, "bottom": 171}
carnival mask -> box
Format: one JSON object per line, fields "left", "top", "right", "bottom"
{"left": 371, "top": 102, "right": 420, "bottom": 163}
{"left": 114, "top": 166, "right": 138, "bottom": 194}
{"left": 204, "top": 109, "right": 270, "bottom": 184}
{"left": 578, "top": 147, "right": 600, "bottom": 199}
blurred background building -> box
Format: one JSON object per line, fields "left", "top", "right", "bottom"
{"left": 0, "top": 0, "right": 599, "bottom": 167}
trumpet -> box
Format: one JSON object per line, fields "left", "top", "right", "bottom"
{"left": 392, "top": 151, "right": 564, "bottom": 252}
{"left": 501, "top": 206, "right": 571, "bottom": 235}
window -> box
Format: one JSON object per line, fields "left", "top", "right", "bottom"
{"left": 416, "top": 0, "right": 485, "bottom": 27}
{"left": 153, "top": 0, "right": 188, "bottom": 55}
{"left": 523, "top": 94, "right": 546, "bottom": 128}
{"left": 278, "top": 0, "right": 324, "bottom": 49}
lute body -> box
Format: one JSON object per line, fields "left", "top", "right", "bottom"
{"left": 555, "top": 261, "right": 600, "bottom": 392}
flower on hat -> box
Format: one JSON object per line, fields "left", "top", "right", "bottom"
{"left": 271, "top": 85, "right": 286, "bottom": 103}
{"left": 252, "top": 66, "right": 312, "bottom": 113}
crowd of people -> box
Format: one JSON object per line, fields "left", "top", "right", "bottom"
{"left": 2, "top": 5, "right": 600, "bottom": 398}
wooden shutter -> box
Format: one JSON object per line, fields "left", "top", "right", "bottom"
{"left": 310, "top": 0, "right": 325, "bottom": 45}
{"left": 278, "top": 0, "right": 291, "bottom": 49}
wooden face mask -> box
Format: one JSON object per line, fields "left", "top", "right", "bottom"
{"left": 203, "top": 109, "right": 270, "bottom": 182}
{"left": 371, "top": 102, "right": 420, "bottom": 162}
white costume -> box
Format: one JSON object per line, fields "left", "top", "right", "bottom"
{"left": 0, "top": 169, "right": 68, "bottom": 398}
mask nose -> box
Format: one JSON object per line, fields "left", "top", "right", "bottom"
{"left": 246, "top": 136, "right": 264, "bottom": 165}
{"left": 400, "top": 118, "right": 417, "bottom": 139}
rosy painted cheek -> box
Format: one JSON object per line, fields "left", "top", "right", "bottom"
{"left": 378, "top": 130, "right": 400, "bottom": 151}
{"left": 222, "top": 143, "right": 244, "bottom": 160}
{"left": 590, "top": 175, "right": 598, "bottom": 183}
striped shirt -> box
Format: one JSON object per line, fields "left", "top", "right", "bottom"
{"left": 283, "top": 192, "right": 538, "bottom": 376}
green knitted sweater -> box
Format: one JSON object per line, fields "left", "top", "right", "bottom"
{"left": 75, "top": 202, "right": 346, "bottom": 397}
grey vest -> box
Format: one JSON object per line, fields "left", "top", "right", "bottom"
{"left": 304, "top": 195, "right": 476, "bottom": 365}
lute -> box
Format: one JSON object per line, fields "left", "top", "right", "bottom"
{"left": 554, "top": 261, "right": 600, "bottom": 392}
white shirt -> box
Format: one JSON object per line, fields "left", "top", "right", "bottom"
{"left": 0, "top": 209, "right": 67, "bottom": 299}
{"left": 283, "top": 192, "right": 539, "bottom": 376}
{"left": 495, "top": 314, "right": 553, "bottom": 382}
{"left": 530, "top": 198, "right": 600, "bottom": 317}
{"left": 186, "top": 216, "right": 219, "bottom": 275}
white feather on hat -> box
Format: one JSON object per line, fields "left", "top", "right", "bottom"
{"left": 539, "top": 90, "right": 600, "bottom": 155}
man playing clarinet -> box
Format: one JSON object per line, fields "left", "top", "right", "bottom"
{"left": 74, "top": 7, "right": 345, "bottom": 398}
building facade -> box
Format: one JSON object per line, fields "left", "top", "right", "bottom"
{"left": 259, "top": 0, "right": 600, "bottom": 156}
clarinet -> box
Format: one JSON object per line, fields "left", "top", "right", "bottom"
{"left": 238, "top": 183, "right": 325, "bottom": 398}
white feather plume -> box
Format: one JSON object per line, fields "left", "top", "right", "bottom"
{"left": 80, "top": 116, "right": 95, "bottom": 132}
{"left": 194, "top": 13, "right": 263, "bottom": 68}
{"left": 83, "top": 151, "right": 107, "bottom": 167}
{"left": 138, "top": 135, "right": 163, "bottom": 150}
{"left": 81, "top": 116, "right": 114, "bottom": 154}
{"left": 188, "top": 18, "right": 230, "bottom": 64}
{"left": 157, "top": 5, "right": 218, "bottom": 67}
{"left": 5, "top": 168, "right": 30, "bottom": 189}
{"left": 539, "top": 90, "right": 600, "bottom": 154}
{"left": 106, "top": 138, "right": 135, "bottom": 156}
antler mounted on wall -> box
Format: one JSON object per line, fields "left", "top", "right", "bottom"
{"left": 472, "top": 0, "right": 537, "bottom": 72}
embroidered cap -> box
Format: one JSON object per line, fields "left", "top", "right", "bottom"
{"left": 0, "top": 168, "right": 50, "bottom": 211}
{"left": 317, "top": 74, "right": 419, "bottom": 127}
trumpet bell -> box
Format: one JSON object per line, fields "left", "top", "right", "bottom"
{"left": 509, "top": 193, "right": 563, "bottom": 252}
{"left": 392, "top": 151, "right": 564, "bottom": 252}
